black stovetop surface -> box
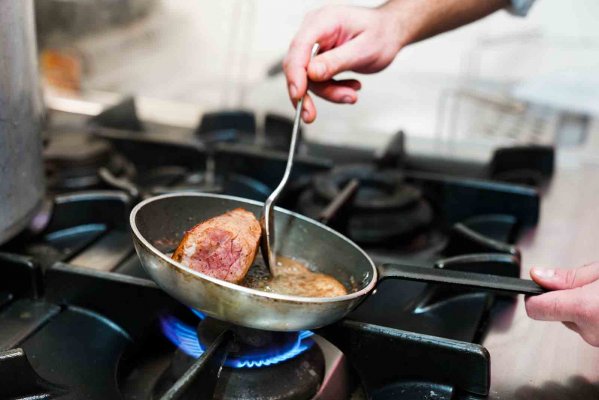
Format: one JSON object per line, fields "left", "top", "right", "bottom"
{"left": 0, "top": 98, "right": 554, "bottom": 399}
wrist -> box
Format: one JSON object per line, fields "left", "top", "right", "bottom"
{"left": 380, "top": 0, "right": 511, "bottom": 47}
{"left": 378, "top": 0, "right": 419, "bottom": 49}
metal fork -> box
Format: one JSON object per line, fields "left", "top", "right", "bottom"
{"left": 260, "top": 43, "right": 320, "bottom": 275}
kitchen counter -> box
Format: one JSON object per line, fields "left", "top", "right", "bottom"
{"left": 485, "top": 163, "right": 599, "bottom": 399}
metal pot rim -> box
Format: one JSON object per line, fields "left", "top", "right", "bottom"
{"left": 129, "top": 192, "right": 378, "bottom": 304}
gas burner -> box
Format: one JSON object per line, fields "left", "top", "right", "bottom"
{"left": 196, "top": 109, "right": 257, "bottom": 148}
{"left": 99, "top": 164, "right": 271, "bottom": 202}
{"left": 156, "top": 312, "right": 325, "bottom": 400}
{"left": 161, "top": 311, "right": 315, "bottom": 369}
{"left": 153, "top": 345, "right": 325, "bottom": 400}
{"left": 44, "top": 132, "right": 132, "bottom": 191}
{"left": 92, "top": 131, "right": 272, "bottom": 201}
{"left": 148, "top": 171, "right": 272, "bottom": 201}
{"left": 488, "top": 145, "right": 554, "bottom": 187}
{"left": 196, "top": 110, "right": 302, "bottom": 152}
{"left": 298, "top": 165, "right": 434, "bottom": 244}
{"left": 315, "top": 166, "right": 420, "bottom": 209}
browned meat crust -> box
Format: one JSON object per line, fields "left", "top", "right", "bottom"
{"left": 172, "top": 208, "right": 261, "bottom": 283}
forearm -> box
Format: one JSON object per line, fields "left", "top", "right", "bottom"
{"left": 284, "top": 0, "right": 513, "bottom": 122}
{"left": 382, "top": 0, "right": 510, "bottom": 47}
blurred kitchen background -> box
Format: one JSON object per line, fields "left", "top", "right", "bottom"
{"left": 35, "top": 0, "right": 599, "bottom": 164}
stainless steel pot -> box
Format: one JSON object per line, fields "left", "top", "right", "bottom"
{"left": 0, "top": 0, "right": 45, "bottom": 244}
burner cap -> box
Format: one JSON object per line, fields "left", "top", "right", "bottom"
{"left": 44, "top": 132, "right": 116, "bottom": 190}
{"left": 348, "top": 200, "right": 433, "bottom": 243}
{"left": 196, "top": 318, "right": 303, "bottom": 359}
{"left": 214, "top": 346, "right": 324, "bottom": 400}
{"left": 298, "top": 165, "right": 434, "bottom": 244}
{"left": 152, "top": 345, "right": 324, "bottom": 400}
{"left": 44, "top": 132, "right": 112, "bottom": 167}
{"left": 156, "top": 315, "right": 325, "bottom": 400}
{"left": 313, "top": 165, "right": 421, "bottom": 210}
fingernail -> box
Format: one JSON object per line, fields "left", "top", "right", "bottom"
{"left": 289, "top": 83, "right": 298, "bottom": 99}
{"left": 534, "top": 268, "right": 555, "bottom": 279}
{"left": 341, "top": 96, "right": 354, "bottom": 104}
{"left": 302, "top": 110, "right": 309, "bottom": 121}
{"left": 312, "top": 62, "right": 326, "bottom": 79}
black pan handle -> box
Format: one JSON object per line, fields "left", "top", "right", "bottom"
{"left": 378, "top": 263, "right": 547, "bottom": 296}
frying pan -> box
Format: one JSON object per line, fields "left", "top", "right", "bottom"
{"left": 130, "top": 192, "right": 546, "bottom": 332}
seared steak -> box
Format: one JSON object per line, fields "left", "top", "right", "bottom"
{"left": 172, "top": 208, "right": 261, "bottom": 283}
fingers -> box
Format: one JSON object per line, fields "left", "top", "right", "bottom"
{"left": 563, "top": 321, "right": 580, "bottom": 333}
{"left": 290, "top": 90, "right": 317, "bottom": 123}
{"left": 292, "top": 79, "right": 361, "bottom": 123}
{"left": 527, "top": 266, "right": 599, "bottom": 347}
{"left": 309, "top": 79, "right": 361, "bottom": 104}
{"left": 284, "top": 40, "right": 312, "bottom": 102}
{"left": 530, "top": 262, "right": 599, "bottom": 290}
{"left": 307, "top": 35, "right": 372, "bottom": 82}
{"left": 301, "top": 93, "right": 316, "bottom": 124}
{"left": 525, "top": 288, "right": 583, "bottom": 322}
{"left": 283, "top": 13, "right": 342, "bottom": 101}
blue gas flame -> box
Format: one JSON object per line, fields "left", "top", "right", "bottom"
{"left": 160, "top": 310, "right": 314, "bottom": 369}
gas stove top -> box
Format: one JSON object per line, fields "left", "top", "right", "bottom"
{"left": 0, "top": 97, "right": 554, "bottom": 399}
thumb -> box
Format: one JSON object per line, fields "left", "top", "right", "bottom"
{"left": 307, "top": 36, "right": 370, "bottom": 82}
{"left": 525, "top": 288, "right": 582, "bottom": 322}
{"left": 530, "top": 262, "right": 599, "bottom": 290}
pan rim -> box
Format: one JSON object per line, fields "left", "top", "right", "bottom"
{"left": 129, "top": 192, "right": 378, "bottom": 304}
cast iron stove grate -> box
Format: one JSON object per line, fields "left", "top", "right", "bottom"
{"left": 0, "top": 101, "right": 555, "bottom": 399}
{"left": 0, "top": 198, "right": 525, "bottom": 399}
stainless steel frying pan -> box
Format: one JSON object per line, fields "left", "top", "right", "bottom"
{"left": 130, "top": 193, "right": 546, "bottom": 332}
